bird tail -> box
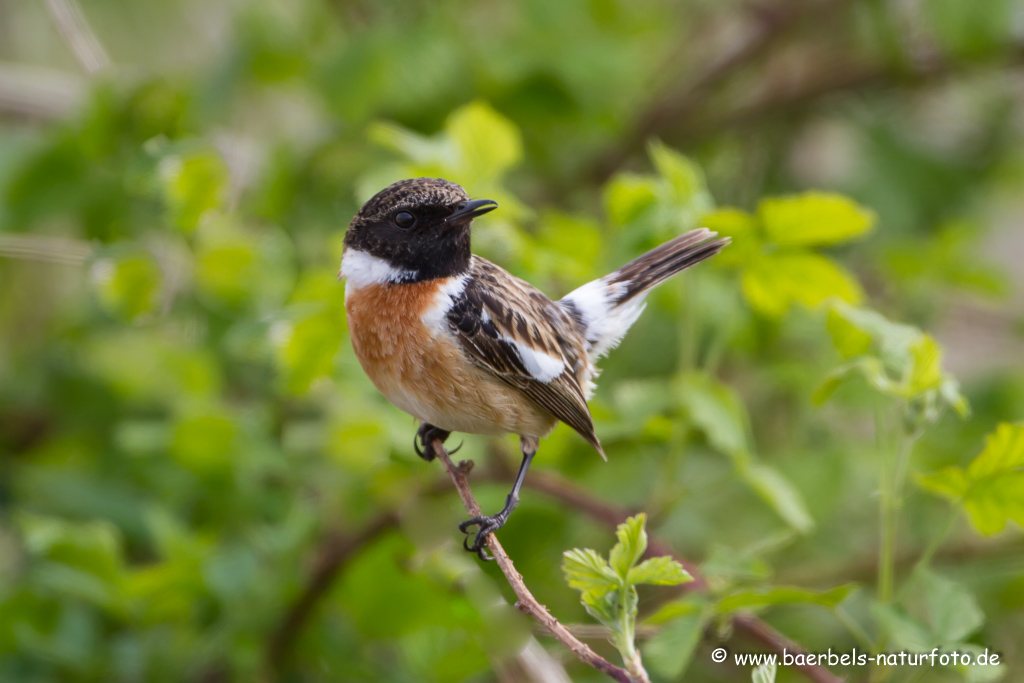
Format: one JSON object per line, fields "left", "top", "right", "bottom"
{"left": 559, "top": 228, "right": 729, "bottom": 360}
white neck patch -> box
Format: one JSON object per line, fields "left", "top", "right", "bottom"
{"left": 340, "top": 249, "right": 418, "bottom": 290}
{"left": 421, "top": 274, "right": 470, "bottom": 333}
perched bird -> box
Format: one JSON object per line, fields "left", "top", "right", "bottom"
{"left": 340, "top": 177, "right": 728, "bottom": 559}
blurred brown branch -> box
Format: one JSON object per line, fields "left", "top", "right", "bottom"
{"left": 266, "top": 510, "right": 399, "bottom": 674}
{"left": 594, "top": 0, "right": 1024, "bottom": 183}
{"left": 595, "top": 0, "right": 861, "bottom": 181}
{"left": 679, "top": 43, "right": 1024, "bottom": 142}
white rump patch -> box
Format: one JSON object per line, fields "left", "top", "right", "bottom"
{"left": 340, "top": 249, "right": 417, "bottom": 292}
{"left": 421, "top": 274, "right": 470, "bottom": 334}
{"left": 562, "top": 277, "right": 645, "bottom": 360}
{"left": 508, "top": 339, "right": 564, "bottom": 383}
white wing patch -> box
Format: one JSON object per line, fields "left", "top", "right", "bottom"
{"left": 507, "top": 339, "right": 565, "bottom": 383}
{"left": 340, "top": 249, "right": 417, "bottom": 293}
{"left": 562, "top": 277, "right": 645, "bottom": 360}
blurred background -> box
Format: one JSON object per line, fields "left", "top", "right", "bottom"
{"left": 1, "top": 0, "right": 1023, "bottom": 681}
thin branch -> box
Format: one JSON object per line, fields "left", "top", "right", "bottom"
{"left": 266, "top": 510, "right": 399, "bottom": 673}
{"left": 44, "top": 0, "right": 111, "bottom": 74}
{"left": 431, "top": 440, "right": 637, "bottom": 683}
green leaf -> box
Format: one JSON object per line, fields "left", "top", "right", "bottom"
{"left": 604, "top": 172, "right": 658, "bottom": 225}
{"left": 677, "top": 373, "right": 749, "bottom": 458}
{"left": 627, "top": 556, "right": 692, "bottom": 586}
{"left": 717, "top": 584, "right": 853, "bottom": 613}
{"left": 643, "top": 612, "right": 705, "bottom": 679}
{"left": 955, "top": 643, "right": 1007, "bottom": 683}
{"left": 562, "top": 548, "right": 619, "bottom": 600}
{"left": 648, "top": 140, "right": 708, "bottom": 207}
{"left": 742, "top": 252, "right": 863, "bottom": 317}
{"left": 908, "top": 334, "right": 944, "bottom": 394}
{"left": 446, "top": 101, "right": 522, "bottom": 183}
{"left": 193, "top": 219, "right": 295, "bottom": 311}
{"left": 941, "top": 378, "right": 970, "bottom": 418}
{"left": 740, "top": 463, "right": 815, "bottom": 534}
{"left": 90, "top": 252, "right": 163, "bottom": 322}
{"left": 701, "top": 207, "right": 760, "bottom": 267}
{"left": 533, "top": 211, "right": 603, "bottom": 282}
{"left": 813, "top": 357, "right": 895, "bottom": 405}
{"left": 826, "top": 306, "right": 872, "bottom": 358}
{"left": 582, "top": 589, "right": 622, "bottom": 629}
{"left": 918, "top": 569, "right": 984, "bottom": 644}
{"left": 918, "top": 423, "right": 1024, "bottom": 535}
{"left": 609, "top": 514, "right": 648, "bottom": 579}
{"left": 700, "top": 544, "right": 772, "bottom": 583}
{"left": 917, "top": 467, "right": 970, "bottom": 500}
{"left": 826, "top": 301, "right": 921, "bottom": 366}
{"left": 158, "top": 147, "right": 228, "bottom": 232}
{"left": 644, "top": 598, "right": 705, "bottom": 626}
{"left": 965, "top": 479, "right": 1024, "bottom": 536}
{"left": 18, "top": 513, "right": 123, "bottom": 582}
{"left": 701, "top": 207, "right": 758, "bottom": 239}
{"left": 871, "top": 603, "right": 933, "bottom": 652}
{"left": 967, "top": 422, "right": 1024, "bottom": 479}
{"left": 170, "top": 408, "right": 237, "bottom": 476}
{"left": 752, "top": 661, "right": 778, "bottom": 683}
{"left": 758, "top": 192, "right": 875, "bottom": 247}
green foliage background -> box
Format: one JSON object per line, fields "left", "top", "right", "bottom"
{"left": 1, "top": 0, "right": 1022, "bottom": 681}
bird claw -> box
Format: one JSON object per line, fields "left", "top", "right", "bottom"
{"left": 414, "top": 423, "right": 452, "bottom": 462}
{"left": 459, "top": 514, "right": 504, "bottom": 561}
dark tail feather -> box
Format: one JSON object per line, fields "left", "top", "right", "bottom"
{"left": 608, "top": 228, "right": 729, "bottom": 305}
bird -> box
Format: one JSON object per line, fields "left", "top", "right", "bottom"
{"left": 340, "top": 177, "right": 728, "bottom": 559}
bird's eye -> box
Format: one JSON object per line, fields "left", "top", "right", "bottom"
{"left": 393, "top": 211, "right": 416, "bottom": 229}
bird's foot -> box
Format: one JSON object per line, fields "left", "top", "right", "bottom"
{"left": 413, "top": 423, "right": 461, "bottom": 462}
{"left": 459, "top": 511, "right": 511, "bottom": 561}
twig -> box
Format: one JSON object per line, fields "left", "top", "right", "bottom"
{"left": 44, "top": 0, "right": 111, "bottom": 74}
{"left": 431, "top": 439, "right": 638, "bottom": 683}
{"left": 266, "top": 510, "right": 399, "bottom": 673}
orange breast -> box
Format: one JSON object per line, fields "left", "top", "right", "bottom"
{"left": 344, "top": 281, "right": 557, "bottom": 437}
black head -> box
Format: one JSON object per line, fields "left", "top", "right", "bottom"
{"left": 343, "top": 178, "right": 498, "bottom": 281}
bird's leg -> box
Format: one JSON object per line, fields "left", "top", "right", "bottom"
{"left": 459, "top": 436, "right": 537, "bottom": 561}
{"left": 414, "top": 422, "right": 451, "bottom": 462}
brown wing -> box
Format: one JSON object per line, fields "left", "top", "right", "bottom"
{"left": 446, "top": 258, "right": 604, "bottom": 457}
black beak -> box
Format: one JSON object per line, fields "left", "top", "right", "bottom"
{"left": 445, "top": 199, "right": 498, "bottom": 224}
